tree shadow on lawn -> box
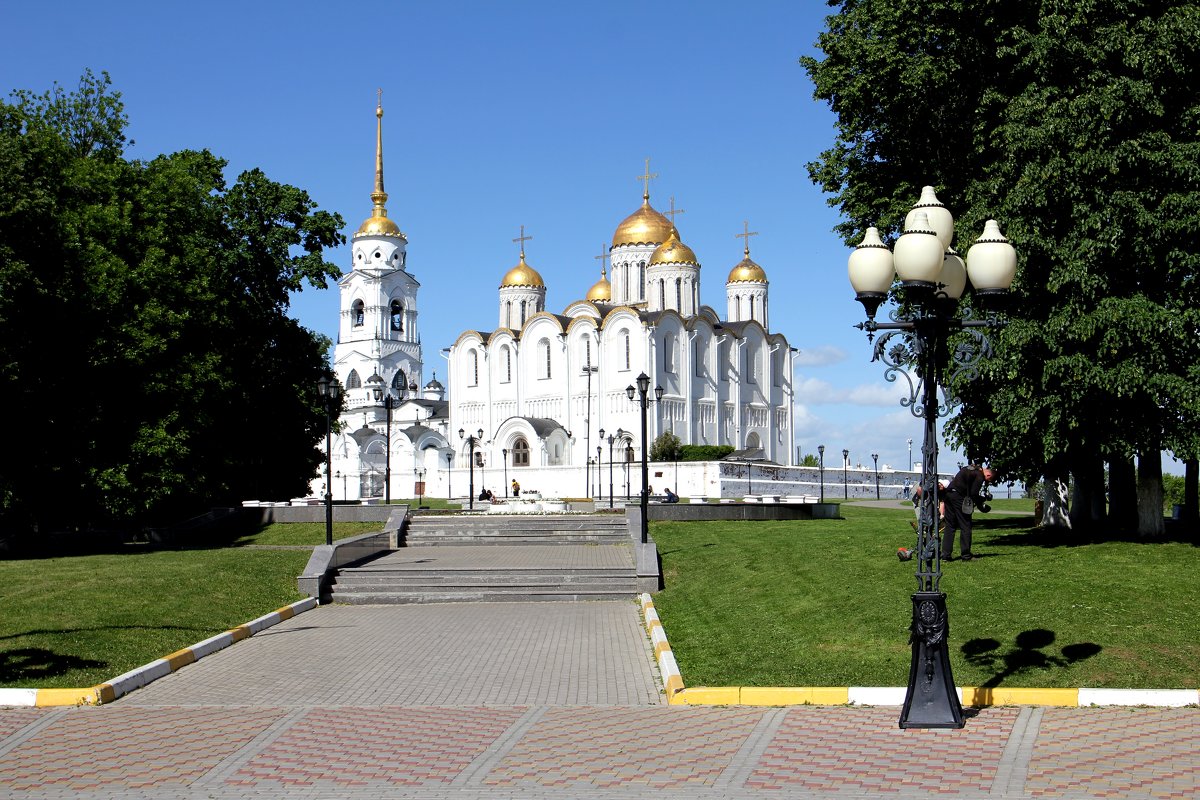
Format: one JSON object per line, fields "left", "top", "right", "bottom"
{"left": 0, "top": 647, "right": 108, "bottom": 684}
{"left": 961, "top": 628, "right": 1102, "bottom": 688}
{"left": 982, "top": 520, "right": 1196, "bottom": 549}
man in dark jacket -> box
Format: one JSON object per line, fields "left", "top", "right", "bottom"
{"left": 940, "top": 465, "right": 995, "bottom": 561}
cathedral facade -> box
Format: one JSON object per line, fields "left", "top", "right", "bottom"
{"left": 446, "top": 175, "right": 797, "bottom": 491}
{"left": 319, "top": 103, "right": 795, "bottom": 503}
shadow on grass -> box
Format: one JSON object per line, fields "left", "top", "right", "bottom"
{"left": 0, "top": 647, "right": 108, "bottom": 683}
{"left": 984, "top": 521, "right": 1196, "bottom": 549}
{"left": 961, "top": 629, "right": 1102, "bottom": 688}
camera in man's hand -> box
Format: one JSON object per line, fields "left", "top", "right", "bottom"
{"left": 978, "top": 487, "right": 993, "bottom": 514}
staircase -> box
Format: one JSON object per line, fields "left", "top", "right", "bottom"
{"left": 328, "top": 514, "right": 637, "bottom": 604}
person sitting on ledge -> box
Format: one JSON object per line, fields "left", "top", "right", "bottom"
{"left": 663, "top": 488, "right": 679, "bottom": 503}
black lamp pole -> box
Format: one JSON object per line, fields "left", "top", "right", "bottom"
{"left": 459, "top": 428, "right": 484, "bottom": 510}
{"left": 596, "top": 445, "right": 603, "bottom": 498}
{"left": 842, "top": 449, "right": 850, "bottom": 499}
{"left": 818, "top": 444, "right": 825, "bottom": 502}
{"left": 445, "top": 452, "right": 452, "bottom": 500}
{"left": 383, "top": 394, "right": 394, "bottom": 504}
{"left": 626, "top": 373, "right": 662, "bottom": 544}
{"left": 606, "top": 432, "right": 621, "bottom": 509}
{"left": 872, "top": 452, "right": 880, "bottom": 499}
{"left": 502, "top": 448, "right": 509, "bottom": 497}
{"left": 317, "top": 374, "right": 341, "bottom": 547}
{"left": 848, "top": 186, "right": 1016, "bottom": 729}
{"left": 416, "top": 468, "right": 425, "bottom": 506}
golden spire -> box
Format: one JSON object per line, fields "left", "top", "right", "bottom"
{"left": 637, "top": 157, "right": 658, "bottom": 203}
{"left": 736, "top": 220, "right": 759, "bottom": 257}
{"left": 370, "top": 88, "right": 387, "bottom": 214}
{"left": 354, "top": 91, "right": 404, "bottom": 239}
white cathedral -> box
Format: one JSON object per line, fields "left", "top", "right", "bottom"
{"left": 319, "top": 101, "right": 796, "bottom": 502}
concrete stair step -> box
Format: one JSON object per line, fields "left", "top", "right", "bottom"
{"left": 330, "top": 589, "right": 637, "bottom": 604}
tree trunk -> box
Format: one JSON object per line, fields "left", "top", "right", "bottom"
{"left": 1185, "top": 459, "right": 1198, "bottom": 524}
{"left": 1107, "top": 455, "right": 1137, "bottom": 532}
{"left": 1069, "top": 457, "right": 1106, "bottom": 531}
{"left": 1136, "top": 454, "right": 1165, "bottom": 538}
{"left": 1042, "top": 475, "right": 1071, "bottom": 530}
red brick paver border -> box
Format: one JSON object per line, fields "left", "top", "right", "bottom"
{"left": 747, "top": 706, "right": 1020, "bottom": 793}
{"left": 228, "top": 706, "right": 526, "bottom": 788}
{"left": 0, "top": 706, "right": 287, "bottom": 792}
{"left": 484, "top": 706, "right": 765, "bottom": 789}
{"left": 1025, "top": 707, "right": 1200, "bottom": 798}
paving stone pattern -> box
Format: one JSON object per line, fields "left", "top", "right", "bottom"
{"left": 2, "top": 704, "right": 1198, "bottom": 799}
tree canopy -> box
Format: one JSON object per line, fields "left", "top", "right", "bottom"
{"left": 0, "top": 70, "right": 346, "bottom": 537}
{"left": 802, "top": 1, "right": 1200, "bottom": 530}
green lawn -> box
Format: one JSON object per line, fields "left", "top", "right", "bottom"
{"left": 0, "top": 521, "right": 377, "bottom": 689}
{"left": 651, "top": 504, "right": 1198, "bottom": 690}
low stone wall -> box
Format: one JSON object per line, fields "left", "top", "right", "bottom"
{"left": 646, "top": 502, "right": 840, "bottom": 522}
{"left": 246, "top": 505, "right": 397, "bottom": 525}
{"left": 297, "top": 507, "right": 408, "bottom": 601}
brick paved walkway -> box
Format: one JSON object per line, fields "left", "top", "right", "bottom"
{"left": 2, "top": 600, "right": 1197, "bottom": 798}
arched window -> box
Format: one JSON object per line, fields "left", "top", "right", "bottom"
{"left": 392, "top": 370, "right": 407, "bottom": 392}
{"left": 538, "top": 338, "right": 552, "bottom": 379}
{"left": 513, "top": 437, "right": 531, "bottom": 467}
{"left": 352, "top": 299, "right": 365, "bottom": 327}
{"left": 664, "top": 333, "right": 676, "bottom": 374}
{"left": 500, "top": 345, "right": 512, "bottom": 383}
{"left": 520, "top": 300, "right": 527, "bottom": 327}
{"left": 734, "top": 296, "right": 741, "bottom": 321}
{"left": 675, "top": 278, "right": 682, "bottom": 311}
{"left": 622, "top": 330, "right": 631, "bottom": 370}
{"left": 694, "top": 337, "right": 706, "bottom": 377}
{"left": 719, "top": 341, "right": 729, "bottom": 383}
{"left": 639, "top": 261, "right": 646, "bottom": 291}
{"left": 746, "top": 343, "right": 758, "bottom": 384}
{"left": 390, "top": 299, "right": 403, "bottom": 332}
{"left": 746, "top": 432, "right": 761, "bottom": 450}
{"left": 584, "top": 337, "right": 592, "bottom": 368}
{"left": 470, "top": 350, "right": 479, "bottom": 386}
{"left": 346, "top": 369, "right": 362, "bottom": 389}
{"left": 505, "top": 301, "right": 512, "bottom": 328}
{"left": 749, "top": 295, "right": 756, "bottom": 321}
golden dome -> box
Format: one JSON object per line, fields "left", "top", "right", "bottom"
{"left": 355, "top": 213, "right": 405, "bottom": 239}
{"left": 500, "top": 253, "right": 545, "bottom": 288}
{"left": 727, "top": 253, "right": 768, "bottom": 283}
{"left": 649, "top": 227, "right": 699, "bottom": 266}
{"left": 585, "top": 268, "right": 612, "bottom": 302}
{"left": 612, "top": 194, "right": 673, "bottom": 248}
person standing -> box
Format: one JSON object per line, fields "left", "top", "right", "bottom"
{"left": 511, "top": 479, "right": 520, "bottom": 497}
{"left": 940, "top": 465, "right": 995, "bottom": 561}
{"left": 903, "top": 477, "right": 911, "bottom": 499}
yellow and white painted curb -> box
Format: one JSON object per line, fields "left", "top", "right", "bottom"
{"left": 0, "top": 597, "right": 317, "bottom": 707}
{"left": 637, "top": 593, "right": 1199, "bottom": 708}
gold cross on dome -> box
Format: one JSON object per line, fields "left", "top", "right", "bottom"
{"left": 736, "top": 220, "right": 759, "bottom": 254}
{"left": 594, "top": 244, "right": 609, "bottom": 273}
{"left": 513, "top": 225, "right": 533, "bottom": 257}
{"left": 664, "top": 196, "right": 686, "bottom": 225}
{"left": 637, "top": 157, "right": 658, "bottom": 199}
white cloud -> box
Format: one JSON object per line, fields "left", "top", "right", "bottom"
{"left": 792, "top": 345, "right": 846, "bottom": 367}
{"left": 795, "top": 377, "right": 909, "bottom": 408}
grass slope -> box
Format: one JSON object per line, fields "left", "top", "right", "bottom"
{"left": 651, "top": 505, "right": 1198, "bottom": 690}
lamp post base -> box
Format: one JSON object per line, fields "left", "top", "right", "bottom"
{"left": 899, "top": 591, "right": 964, "bottom": 729}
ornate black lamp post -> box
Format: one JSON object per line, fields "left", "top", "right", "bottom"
{"left": 596, "top": 445, "right": 603, "bottom": 498}
{"left": 872, "top": 452, "right": 880, "bottom": 499}
{"left": 458, "top": 428, "right": 484, "bottom": 510}
{"left": 848, "top": 185, "right": 1016, "bottom": 729}
{"left": 818, "top": 444, "right": 825, "bottom": 502}
{"left": 842, "top": 449, "right": 850, "bottom": 499}
{"left": 626, "top": 372, "right": 662, "bottom": 544}
{"left": 317, "top": 374, "right": 341, "bottom": 547}
{"left": 371, "top": 379, "right": 416, "bottom": 505}
{"left": 416, "top": 468, "right": 425, "bottom": 506}
{"left": 444, "top": 452, "right": 452, "bottom": 499}
{"left": 605, "top": 430, "right": 625, "bottom": 509}
{"left": 502, "top": 448, "right": 509, "bottom": 497}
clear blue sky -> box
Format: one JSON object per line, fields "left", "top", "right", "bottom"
{"left": 5, "top": 1, "right": 1180, "bottom": 479}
